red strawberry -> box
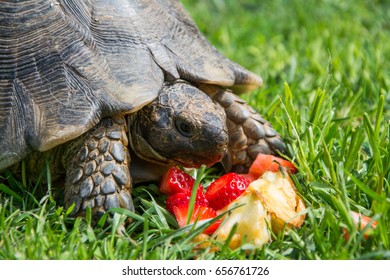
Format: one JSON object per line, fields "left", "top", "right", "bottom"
{"left": 165, "top": 191, "right": 209, "bottom": 214}
{"left": 249, "top": 153, "right": 297, "bottom": 178}
{"left": 205, "top": 173, "right": 250, "bottom": 210}
{"left": 160, "top": 167, "right": 203, "bottom": 195}
{"left": 172, "top": 204, "right": 221, "bottom": 235}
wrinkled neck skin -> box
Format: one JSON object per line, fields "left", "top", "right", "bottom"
{"left": 127, "top": 113, "right": 172, "bottom": 165}
{"left": 126, "top": 113, "right": 174, "bottom": 184}
{"left": 129, "top": 150, "right": 171, "bottom": 184}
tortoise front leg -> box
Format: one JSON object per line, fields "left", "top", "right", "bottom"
{"left": 212, "top": 89, "right": 287, "bottom": 173}
{"left": 63, "top": 116, "right": 134, "bottom": 223}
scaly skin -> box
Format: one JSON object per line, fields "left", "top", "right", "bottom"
{"left": 63, "top": 116, "right": 134, "bottom": 222}
{"left": 213, "top": 89, "right": 286, "bottom": 173}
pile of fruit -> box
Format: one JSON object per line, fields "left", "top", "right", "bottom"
{"left": 159, "top": 154, "right": 306, "bottom": 249}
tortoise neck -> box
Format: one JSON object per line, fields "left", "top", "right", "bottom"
{"left": 127, "top": 113, "right": 173, "bottom": 166}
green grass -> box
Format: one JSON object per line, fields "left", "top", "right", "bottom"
{"left": 0, "top": 0, "right": 389, "bottom": 259}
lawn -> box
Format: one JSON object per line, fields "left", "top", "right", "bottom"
{"left": 0, "top": 0, "right": 389, "bottom": 260}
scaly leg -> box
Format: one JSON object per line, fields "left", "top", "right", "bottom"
{"left": 63, "top": 116, "right": 134, "bottom": 222}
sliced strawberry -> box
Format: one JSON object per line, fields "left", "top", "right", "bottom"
{"left": 202, "top": 217, "right": 222, "bottom": 235}
{"left": 165, "top": 191, "right": 209, "bottom": 214}
{"left": 205, "top": 173, "right": 250, "bottom": 210}
{"left": 248, "top": 153, "right": 297, "bottom": 177}
{"left": 160, "top": 166, "right": 203, "bottom": 195}
{"left": 172, "top": 205, "right": 189, "bottom": 228}
{"left": 166, "top": 193, "right": 190, "bottom": 214}
{"left": 172, "top": 204, "right": 221, "bottom": 235}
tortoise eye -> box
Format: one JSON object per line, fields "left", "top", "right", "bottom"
{"left": 175, "top": 118, "right": 194, "bottom": 138}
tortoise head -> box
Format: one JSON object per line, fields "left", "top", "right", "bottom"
{"left": 130, "top": 81, "right": 228, "bottom": 168}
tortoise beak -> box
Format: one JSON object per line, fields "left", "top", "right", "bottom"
{"left": 177, "top": 143, "right": 228, "bottom": 168}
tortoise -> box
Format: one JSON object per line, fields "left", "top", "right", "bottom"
{"left": 0, "top": 0, "right": 286, "bottom": 220}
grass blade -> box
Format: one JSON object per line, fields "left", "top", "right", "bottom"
{"left": 346, "top": 170, "right": 390, "bottom": 204}
{"left": 0, "top": 184, "right": 22, "bottom": 202}
{"left": 187, "top": 165, "right": 206, "bottom": 225}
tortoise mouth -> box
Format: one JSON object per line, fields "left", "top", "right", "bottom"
{"left": 173, "top": 148, "right": 227, "bottom": 169}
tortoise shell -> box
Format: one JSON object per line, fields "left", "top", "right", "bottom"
{"left": 0, "top": 0, "right": 262, "bottom": 170}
